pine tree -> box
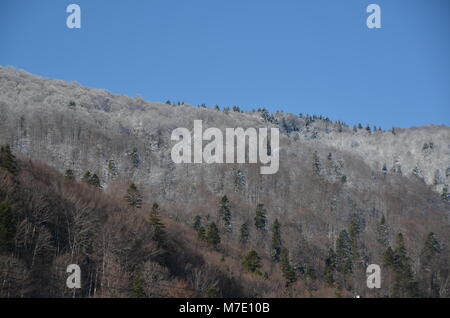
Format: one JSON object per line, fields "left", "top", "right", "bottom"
{"left": 64, "top": 169, "right": 75, "bottom": 181}
{"left": 349, "top": 214, "right": 360, "bottom": 261}
{"left": 81, "top": 171, "right": 92, "bottom": 183}
{"left": 125, "top": 182, "right": 143, "bottom": 208}
{"left": 242, "top": 250, "right": 261, "bottom": 273}
{"left": 0, "top": 145, "right": 18, "bottom": 175}
{"left": 420, "top": 232, "right": 441, "bottom": 297}
{"left": 271, "top": 219, "right": 282, "bottom": 261}
{"left": 336, "top": 229, "right": 353, "bottom": 274}
{"left": 206, "top": 286, "right": 221, "bottom": 298}
{"left": 197, "top": 226, "right": 206, "bottom": 241}
{"left": 324, "top": 248, "right": 337, "bottom": 286}
{"left": 280, "top": 248, "right": 296, "bottom": 285}
{"left": 382, "top": 164, "right": 388, "bottom": 177}
{"left": 89, "top": 173, "right": 101, "bottom": 188}
{"left": 376, "top": 215, "right": 389, "bottom": 246}
{"left": 254, "top": 204, "right": 267, "bottom": 231}
{"left": 441, "top": 185, "right": 449, "bottom": 202}
{"left": 218, "top": 195, "right": 232, "bottom": 232}
{"left": 392, "top": 233, "right": 417, "bottom": 297}
{"left": 149, "top": 203, "right": 166, "bottom": 248}
{"left": 193, "top": 215, "right": 202, "bottom": 232}
{"left": 133, "top": 273, "right": 146, "bottom": 298}
{"left": 383, "top": 246, "right": 395, "bottom": 268}
{"left": 206, "top": 222, "right": 220, "bottom": 247}
{"left": 0, "top": 201, "right": 15, "bottom": 254}
{"left": 312, "top": 151, "right": 321, "bottom": 175}
{"left": 82, "top": 171, "right": 101, "bottom": 188}
{"left": 421, "top": 232, "right": 441, "bottom": 261}
{"left": 108, "top": 159, "right": 118, "bottom": 179}
{"left": 239, "top": 222, "right": 250, "bottom": 245}
{"left": 130, "top": 147, "right": 140, "bottom": 168}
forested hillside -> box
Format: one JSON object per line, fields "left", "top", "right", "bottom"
{"left": 0, "top": 67, "right": 449, "bottom": 297}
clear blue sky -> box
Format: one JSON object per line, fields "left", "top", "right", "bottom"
{"left": 1, "top": 0, "right": 449, "bottom": 129}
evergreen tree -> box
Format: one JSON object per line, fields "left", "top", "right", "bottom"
{"left": 421, "top": 232, "right": 441, "bottom": 261}
{"left": 0, "top": 201, "right": 15, "bottom": 254}
{"left": 336, "top": 229, "right": 353, "bottom": 274}
{"left": 125, "top": 182, "right": 143, "bottom": 208}
{"left": 382, "top": 164, "right": 388, "bottom": 177}
{"left": 280, "top": 248, "right": 296, "bottom": 285}
{"left": 376, "top": 215, "right": 389, "bottom": 246}
{"left": 242, "top": 250, "right": 262, "bottom": 273}
{"left": 82, "top": 171, "right": 101, "bottom": 188}
{"left": 312, "top": 151, "right": 321, "bottom": 175}
{"left": 149, "top": 203, "right": 166, "bottom": 248}
{"left": 383, "top": 246, "right": 395, "bottom": 268}
{"left": 324, "top": 248, "right": 337, "bottom": 286}
{"left": 420, "top": 232, "right": 441, "bottom": 297}
{"left": 206, "top": 222, "right": 220, "bottom": 247}
{"left": 254, "top": 204, "right": 267, "bottom": 231}
{"left": 271, "top": 219, "right": 282, "bottom": 261}
{"left": 89, "top": 173, "right": 101, "bottom": 188}
{"left": 133, "top": 273, "right": 146, "bottom": 298}
{"left": 218, "top": 195, "right": 232, "bottom": 232}
{"left": 81, "top": 171, "right": 92, "bottom": 183}
{"left": 197, "top": 225, "right": 206, "bottom": 241}
{"left": 0, "top": 145, "right": 18, "bottom": 175}
{"left": 108, "top": 159, "right": 118, "bottom": 178}
{"left": 193, "top": 215, "right": 202, "bottom": 232}
{"left": 239, "top": 222, "right": 250, "bottom": 245}
{"left": 441, "top": 185, "right": 449, "bottom": 202}
{"left": 206, "top": 286, "right": 221, "bottom": 298}
{"left": 392, "top": 233, "right": 417, "bottom": 297}
{"left": 64, "top": 169, "right": 75, "bottom": 181}
{"left": 130, "top": 147, "right": 140, "bottom": 168}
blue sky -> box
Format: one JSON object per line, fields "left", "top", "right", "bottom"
{"left": 1, "top": 0, "right": 449, "bottom": 129}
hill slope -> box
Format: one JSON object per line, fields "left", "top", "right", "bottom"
{"left": 0, "top": 66, "right": 449, "bottom": 297}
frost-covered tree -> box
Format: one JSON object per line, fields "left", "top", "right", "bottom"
{"left": 312, "top": 151, "right": 321, "bottom": 175}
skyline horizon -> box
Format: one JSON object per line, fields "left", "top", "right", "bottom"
{"left": 1, "top": 0, "right": 449, "bottom": 130}
{"left": 2, "top": 64, "right": 449, "bottom": 130}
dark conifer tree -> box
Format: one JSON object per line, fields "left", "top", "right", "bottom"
{"left": 206, "top": 222, "right": 220, "bottom": 247}
{"left": 271, "top": 219, "right": 282, "bottom": 262}
{"left": 125, "top": 182, "right": 143, "bottom": 208}
{"left": 149, "top": 203, "right": 166, "bottom": 248}
{"left": 254, "top": 204, "right": 267, "bottom": 231}
{"left": 0, "top": 201, "right": 15, "bottom": 254}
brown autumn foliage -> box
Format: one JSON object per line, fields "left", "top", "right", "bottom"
{"left": 0, "top": 153, "right": 449, "bottom": 298}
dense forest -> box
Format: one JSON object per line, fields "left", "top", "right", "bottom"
{"left": 0, "top": 67, "right": 449, "bottom": 298}
{"left": 0, "top": 145, "right": 449, "bottom": 298}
